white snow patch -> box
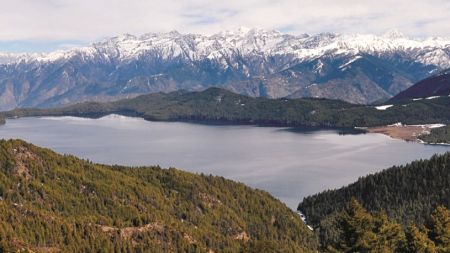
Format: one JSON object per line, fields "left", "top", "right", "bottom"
{"left": 297, "top": 211, "right": 306, "bottom": 221}
{"left": 388, "top": 122, "right": 403, "bottom": 127}
{"left": 339, "top": 55, "right": 362, "bottom": 70}
{"left": 375, "top": 104, "right": 393, "bottom": 110}
{"left": 427, "top": 124, "right": 446, "bottom": 129}
{"left": 305, "top": 83, "right": 318, "bottom": 89}
{"left": 387, "top": 123, "right": 445, "bottom": 129}
{"left": 99, "top": 114, "right": 132, "bottom": 120}
{"left": 39, "top": 116, "right": 90, "bottom": 121}
{"left": 426, "top": 96, "right": 440, "bottom": 100}
{"left": 314, "top": 60, "right": 324, "bottom": 73}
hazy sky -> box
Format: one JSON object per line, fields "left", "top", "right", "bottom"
{"left": 1, "top": 0, "right": 450, "bottom": 52}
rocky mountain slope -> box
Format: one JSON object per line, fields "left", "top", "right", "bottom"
{"left": 390, "top": 68, "right": 450, "bottom": 102}
{"left": 0, "top": 139, "right": 318, "bottom": 252}
{"left": 0, "top": 28, "right": 449, "bottom": 109}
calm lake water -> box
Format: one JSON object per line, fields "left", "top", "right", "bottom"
{"left": 1, "top": 115, "right": 450, "bottom": 209}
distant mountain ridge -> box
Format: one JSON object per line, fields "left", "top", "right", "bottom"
{"left": 390, "top": 68, "right": 450, "bottom": 102}
{"left": 1, "top": 28, "right": 450, "bottom": 109}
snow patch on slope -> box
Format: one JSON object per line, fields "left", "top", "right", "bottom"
{"left": 339, "top": 55, "right": 362, "bottom": 70}
{"left": 375, "top": 104, "right": 393, "bottom": 110}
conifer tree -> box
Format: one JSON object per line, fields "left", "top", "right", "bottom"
{"left": 430, "top": 206, "right": 450, "bottom": 252}
{"left": 405, "top": 225, "right": 436, "bottom": 253}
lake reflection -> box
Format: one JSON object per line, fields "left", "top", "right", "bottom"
{"left": 1, "top": 115, "right": 449, "bottom": 209}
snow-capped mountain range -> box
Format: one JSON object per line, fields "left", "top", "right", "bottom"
{"left": 0, "top": 28, "right": 449, "bottom": 110}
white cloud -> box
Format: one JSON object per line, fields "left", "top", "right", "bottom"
{"left": 1, "top": 0, "right": 449, "bottom": 42}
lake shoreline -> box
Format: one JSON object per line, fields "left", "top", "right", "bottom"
{"left": 2, "top": 112, "right": 365, "bottom": 134}
{"left": 2, "top": 115, "right": 450, "bottom": 209}
{"left": 365, "top": 123, "right": 449, "bottom": 144}
{"left": 4, "top": 113, "right": 448, "bottom": 145}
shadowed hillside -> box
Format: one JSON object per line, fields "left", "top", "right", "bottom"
{"left": 391, "top": 69, "right": 450, "bottom": 102}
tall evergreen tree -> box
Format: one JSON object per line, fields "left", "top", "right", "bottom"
{"left": 328, "top": 199, "right": 415, "bottom": 253}
{"left": 430, "top": 206, "right": 450, "bottom": 252}
{"left": 405, "top": 225, "right": 436, "bottom": 253}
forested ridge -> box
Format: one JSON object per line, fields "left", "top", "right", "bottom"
{"left": 298, "top": 152, "right": 450, "bottom": 248}
{"left": 2, "top": 87, "right": 450, "bottom": 129}
{"left": 0, "top": 139, "right": 318, "bottom": 252}
{"left": 420, "top": 126, "right": 450, "bottom": 144}
{"left": 323, "top": 199, "right": 450, "bottom": 252}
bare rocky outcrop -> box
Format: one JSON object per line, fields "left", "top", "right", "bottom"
{"left": 100, "top": 222, "right": 165, "bottom": 239}
{"left": 10, "top": 146, "right": 42, "bottom": 179}
{"left": 234, "top": 231, "right": 250, "bottom": 242}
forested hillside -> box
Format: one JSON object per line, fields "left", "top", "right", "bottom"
{"left": 3, "top": 88, "right": 450, "bottom": 129}
{"left": 324, "top": 199, "right": 450, "bottom": 252}
{"left": 298, "top": 153, "right": 450, "bottom": 247}
{"left": 0, "top": 139, "right": 318, "bottom": 252}
{"left": 420, "top": 125, "right": 450, "bottom": 144}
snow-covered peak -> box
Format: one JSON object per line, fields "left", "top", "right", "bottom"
{"left": 382, "top": 29, "right": 406, "bottom": 39}
{"left": 0, "top": 52, "right": 24, "bottom": 64}
{"left": 1, "top": 28, "right": 449, "bottom": 68}
{"left": 113, "top": 33, "right": 138, "bottom": 41}
{"left": 237, "top": 26, "right": 252, "bottom": 34}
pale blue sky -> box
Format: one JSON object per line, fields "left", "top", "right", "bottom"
{"left": 0, "top": 40, "right": 86, "bottom": 53}
{"left": 1, "top": 0, "right": 450, "bottom": 53}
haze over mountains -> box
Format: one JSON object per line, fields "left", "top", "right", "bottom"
{"left": 0, "top": 28, "right": 450, "bottom": 110}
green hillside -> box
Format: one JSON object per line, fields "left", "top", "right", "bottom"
{"left": 323, "top": 199, "right": 450, "bottom": 252}
{"left": 3, "top": 88, "right": 450, "bottom": 129}
{"left": 298, "top": 153, "right": 450, "bottom": 247}
{"left": 419, "top": 126, "right": 450, "bottom": 144}
{"left": 0, "top": 139, "right": 317, "bottom": 252}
